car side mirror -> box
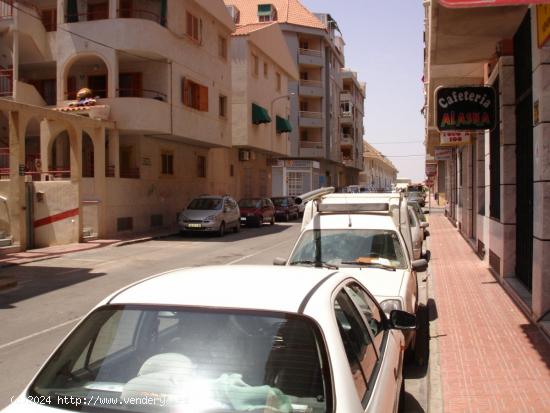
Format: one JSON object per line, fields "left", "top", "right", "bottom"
{"left": 412, "top": 259, "right": 428, "bottom": 272}
{"left": 273, "top": 257, "right": 287, "bottom": 266}
{"left": 389, "top": 310, "right": 416, "bottom": 330}
{"left": 424, "top": 230, "right": 430, "bottom": 238}
{"left": 420, "top": 222, "right": 429, "bottom": 229}
{"left": 423, "top": 210, "right": 430, "bottom": 214}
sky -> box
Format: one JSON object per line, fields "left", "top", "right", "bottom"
{"left": 301, "top": 0, "right": 426, "bottom": 182}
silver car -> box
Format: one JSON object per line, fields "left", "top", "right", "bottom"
{"left": 178, "top": 195, "right": 240, "bottom": 236}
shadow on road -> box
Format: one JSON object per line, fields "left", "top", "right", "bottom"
{"left": 404, "top": 302, "right": 430, "bottom": 379}
{"left": 0, "top": 266, "right": 106, "bottom": 309}
{"left": 403, "top": 391, "right": 426, "bottom": 413}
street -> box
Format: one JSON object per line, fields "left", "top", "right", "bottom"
{"left": 0, "top": 221, "right": 428, "bottom": 411}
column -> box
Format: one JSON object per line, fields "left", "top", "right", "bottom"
{"left": 93, "top": 127, "right": 108, "bottom": 237}
{"left": 8, "top": 111, "right": 27, "bottom": 249}
{"left": 108, "top": 129, "right": 120, "bottom": 178}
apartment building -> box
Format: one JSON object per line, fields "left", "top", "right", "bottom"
{"left": 209, "top": 20, "right": 298, "bottom": 199}
{"left": 224, "top": 0, "right": 364, "bottom": 196}
{"left": 423, "top": 1, "right": 550, "bottom": 331}
{"left": 0, "top": 0, "right": 234, "bottom": 249}
{"left": 359, "top": 141, "right": 398, "bottom": 191}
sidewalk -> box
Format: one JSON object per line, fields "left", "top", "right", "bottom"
{"left": 428, "top": 212, "right": 550, "bottom": 412}
{"left": 0, "top": 226, "right": 178, "bottom": 290}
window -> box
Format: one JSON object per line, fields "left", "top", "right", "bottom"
{"left": 182, "top": 78, "right": 208, "bottom": 111}
{"left": 300, "top": 100, "right": 309, "bottom": 112}
{"left": 161, "top": 151, "right": 174, "bottom": 175}
{"left": 218, "top": 36, "right": 227, "bottom": 59}
{"left": 41, "top": 8, "right": 57, "bottom": 32}
{"left": 258, "top": 4, "right": 277, "bottom": 22}
{"left": 345, "top": 284, "right": 385, "bottom": 352}
{"left": 300, "top": 71, "right": 309, "bottom": 80}
{"left": 299, "top": 40, "right": 309, "bottom": 49}
{"left": 276, "top": 72, "right": 281, "bottom": 92}
{"left": 263, "top": 62, "right": 268, "bottom": 78}
{"left": 230, "top": 164, "right": 234, "bottom": 177}
{"left": 119, "top": 73, "right": 142, "bottom": 97}
{"left": 334, "top": 291, "right": 379, "bottom": 402}
{"left": 197, "top": 155, "right": 206, "bottom": 178}
{"left": 186, "top": 11, "right": 201, "bottom": 42}
{"left": 219, "top": 95, "right": 227, "bottom": 118}
{"left": 252, "top": 54, "right": 259, "bottom": 77}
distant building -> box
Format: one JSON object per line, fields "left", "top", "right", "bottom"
{"left": 359, "top": 142, "right": 398, "bottom": 191}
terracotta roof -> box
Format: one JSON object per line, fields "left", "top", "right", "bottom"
{"left": 232, "top": 22, "right": 275, "bottom": 36}
{"left": 224, "top": 0, "right": 326, "bottom": 30}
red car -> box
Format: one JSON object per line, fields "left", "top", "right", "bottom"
{"left": 238, "top": 198, "right": 275, "bottom": 227}
{"left": 271, "top": 196, "right": 300, "bottom": 221}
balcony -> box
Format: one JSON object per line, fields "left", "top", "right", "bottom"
{"left": 341, "top": 134, "right": 353, "bottom": 147}
{"left": 340, "top": 111, "right": 353, "bottom": 124}
{"left": 299, "top": 111, "right": 324, "bottom": 128}
{"left": 298, "top": 48, "right": 323, "bottom": 67}
{"left": 101, "top": 95, "right": 170, "bottom": 134}
{"left": 299, "top": 79, "right": 323, "bottom": 97}
{"left": 0, "top": 69, "right": 12, "bottom": 97}
{"left": 299, "top": 140, "right": 324, "bottom": 158}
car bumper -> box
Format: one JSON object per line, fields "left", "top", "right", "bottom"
{"left": 240, "top": 216, "right": 260, "bottom": 225}
{"left": 179, "top": 222, "right": 219, "bottom": 232}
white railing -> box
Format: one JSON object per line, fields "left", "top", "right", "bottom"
{"left": 299, "top": 48, "right": 321, "bottom": 57}
{"left": 300, "top": 141, "right": 323, "bottom": 149}
{"left": 300, "top": 79, "right": 322, "bottom": 88}
{"left": 299, "top": 111, "right": 323, "bottom": 119}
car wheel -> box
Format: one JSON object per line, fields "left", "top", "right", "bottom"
{"left": 284, "top": 213, "right": 290, "bottom": 222}
{"left": 270, "top": 216, "right": 275, "bottom": 226}
{"left": 233, "top": 222, "right": 240, "bottom": 233}
{"left": 218, "top": 222, "right": 225, "bottom": 237}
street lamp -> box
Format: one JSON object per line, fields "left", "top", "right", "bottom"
{"left": 270, "top": 92, "right": 296, "bottom": 156}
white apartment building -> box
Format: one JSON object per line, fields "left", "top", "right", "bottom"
{"left": 0, "top": 0, "right": 234, "bottom": 249}
{"left": 359, "top": 141, "right": 398, "bottom": 191}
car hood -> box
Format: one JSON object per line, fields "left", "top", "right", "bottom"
{"left": 239, "top": 207, "right": 259, "bottom": 214}
{"left": 181, "top": 209, "right": 219, "bottom": 220}
{"left": 339, "top": 267, "right": 407, "bottom": 299}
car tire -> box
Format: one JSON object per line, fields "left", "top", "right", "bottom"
{"left": 218, "top": 222, "right": 225, "bottom": 237}
{"left": 233, "top": 222, "right": 240, "bottom": 233}
{"left": 284, "top": 213, "right": 290, "bottom": 222}
{"left": 270, "top": 216, "right": 275, "bottom": 226}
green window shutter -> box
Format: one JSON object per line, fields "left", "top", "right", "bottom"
{"left": 252, "top": 103, "right": 272, "bottom": 124}
{"left": 258, "top": 4, "right": 272, "bottom": 16}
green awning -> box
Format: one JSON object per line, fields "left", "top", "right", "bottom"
{"left": 252, "top": 103, "right": 271, "bottom": 124}
{"left": 276, "top": 115, "right": 292, "bottom": 133}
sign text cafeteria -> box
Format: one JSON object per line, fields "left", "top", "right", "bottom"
{"left": 435, "top": 86, "right": 496, "bottom": 131}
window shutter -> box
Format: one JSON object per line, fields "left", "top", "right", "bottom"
{"left": 67, "top": 76, "right": 76, "bottom": 100}
{"left": 199, "top": 85, "right": 208, "bottom": 111}
{"left": 182, "top": 78, "right": 189, "bottom": 105}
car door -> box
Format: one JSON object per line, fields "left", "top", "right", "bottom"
{"left": 408, "top": 206, "right": 422, "bottom": 260}
{"left": 333, "top": 284, "right": 402, "bottom": 412}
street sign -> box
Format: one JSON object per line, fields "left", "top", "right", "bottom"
{"left": 434, "top": 146, "right": 453, "bottom": 160}
{"left": 440, "top": 131, "right": 473, "bottom": 146}
{"left": 435, "top": 86, "right": 496, "bottom": 131}
{"left": 425, "top": 162, "right": 437, "bottom": 177}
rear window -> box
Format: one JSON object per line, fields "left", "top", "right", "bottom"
{"left": 238, "top": 199, "right": 261, "bottom": 208}
{"left": 272, "top": 198, "right": 288, "bottom": 207}
{"left": 29, "top": 305, "right": 331, "bottom": 413}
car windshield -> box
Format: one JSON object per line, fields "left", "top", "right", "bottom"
{"left": 29, "top": 306, "right": 330, "bottom": 413}
{"left": 187, "top": 198, "right": 223, "bottom": 210}
{"left": 272, "top": 198, "right": 288, "bottom": 207}
{"left": 238, "top": 199, "right": 261, "bottom": 208}
{"left": 289, "top": 229, "right": 407, "bottom": 270}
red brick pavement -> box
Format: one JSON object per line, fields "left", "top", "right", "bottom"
{"left": 429, "top": 213, "right": 550, "bottom": 413}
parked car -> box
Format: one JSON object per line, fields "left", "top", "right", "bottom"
{"left": 238, "top": 197, "right": 275, "bottom": 227}
{"left": 271, "top": 196, "right": 299, "bottom": 221}
{"left": 408, "top": 205, "right": 423, "bottom": 260}
{"left": 292, "top": 196, "right": 306, "bottom": 217}
{"left": 178, "top": 195, "right": 240, "bottom": 237}
{"left": 5, "top": 265, "right": 415, "bottom": 413}
{"left": 409, "top": 201, "right": 430, "bottom": 242}
{"left": 276, "top": 190, "right": 428, "bottom": 353}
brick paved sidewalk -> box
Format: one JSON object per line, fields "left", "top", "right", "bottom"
{"left": 428, "top": 212, "right": 550, "bottom": 412}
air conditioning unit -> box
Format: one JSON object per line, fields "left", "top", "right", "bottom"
{"left": 239, "top": 150, "right": 250, "bottom": 161}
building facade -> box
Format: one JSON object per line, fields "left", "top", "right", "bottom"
{"left": 359, "top": 141, "right": 398, "bottom": 191}
{"left": 0, "top": 0, "right": 235, "bottom": 248}
{"left": 423, "top": 0, "right": 550, "bottom": 331}
{"left": 225, "top": 0, "right": 365, "bottom": 196}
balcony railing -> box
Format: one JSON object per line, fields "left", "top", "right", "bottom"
{"left": 299, "top": 111, "right": 322, "bottom": 119}
{"left": 300, "top": 141, "right": 323, "bottom": 149}
{"left": 299, "top": 48, "right": 321, "bottom": 57}
{"left": 117, "top": 8, "right": 164, "bottom": 25}
{"left": 66, "top": 10, "right": 109, "bottom": 23}
{"left": 117, "top": 88, "right": 167, "bottom": 101}
{"left": 106, "top": 165, "right": 115, "bottom": 177}
{"left": 340, "top": 111, "right": 352, "bottom": 118}
{"left": 0, "top": 1, "right": 12, "bottom": 18}
{"left": 299, "top": 79, "right": 322, "bottom": 88}
{"left": 0, "top": 69, "right": 12, "bottom": 97}
{"left": 341, "top": 134, "right": 353, "bottom": 145}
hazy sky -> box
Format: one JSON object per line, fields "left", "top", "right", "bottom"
{"left": 301, "top": 0, "right": 426, "bottom": 181}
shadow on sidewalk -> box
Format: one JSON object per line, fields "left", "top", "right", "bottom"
{"left": 403, "top": 392, "right": 425, "bottom": 413}
{"left": 0, "top": 266, "right": 106, "bottom": 309}
{"left": 519, "top": 323, "right": 550, "bottom": 370}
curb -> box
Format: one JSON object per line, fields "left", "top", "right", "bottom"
{"left": 426, "top": 254, "right": 443, "bottom": 412}
{"left": 113, "top": 231, "right": 179, "bottom": 247}
{"left": 0, "top": 254, "right": 62, "bottom": 270}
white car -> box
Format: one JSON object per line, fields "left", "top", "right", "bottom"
{"left": 277, "top": 191, "right": 428, "bottom": 350}
{"left": 407, "top": 205, "right": 423, "bottom": 260}
{"left": 4, "top": 266, "right": 415, "bottom": 413}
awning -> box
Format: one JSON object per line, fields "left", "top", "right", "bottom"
{"left": 276, "top": 116, "right": 292, "bottom": 133}
{"left": 252, "top": 103, "right": 271, "bottom": 124}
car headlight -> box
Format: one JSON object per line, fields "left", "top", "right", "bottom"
{"left": 204, "top": 215, "right": 217, "bottom": 221}
{"left": 379, "top": 299, "right": 402, "bottom": 315}
{"left": 179, "top": 213, "right": 189, "bottom": 222}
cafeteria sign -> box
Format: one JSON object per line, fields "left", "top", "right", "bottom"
{"left": 435, "top": 86, "right": 496, "bottom": 131}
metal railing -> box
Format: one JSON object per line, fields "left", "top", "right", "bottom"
{"left": 0, "top": 0, "right": 12, "bottom": 18}
{"left": 299, "top": 79, "right": 322, "bottom": 88}
{"left": 299, "top": 48, "right": 321, "bottom": 57}
{"left": 65, "top": 10, "right": 108, "bottom": 23}
{"left": 105, "top": 165, "right": 115, "bottom": 177}
{"left": 117, "top": 88, "right": 167, "bottom": 101}
{"left": 0, "top": 69, "right": 13, "bottom": 97}
{"left": 299, "top": 110, "right": 323, "bottom": 119}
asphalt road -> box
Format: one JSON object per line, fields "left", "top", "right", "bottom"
{"left": 0, "top": 220, "right": 429, "bottom": 411}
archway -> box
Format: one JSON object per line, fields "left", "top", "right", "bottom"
{"left": 24, "top": 118, "right": 41, "bottom": 181}
{"left": 82, "top": 132, "right": 94, "bottom": 177}
{"left": 64, "top": 54, "right": 109, "bottom": 100}
{"left": 50, "top": 131, "right": 70, "bottom": 179}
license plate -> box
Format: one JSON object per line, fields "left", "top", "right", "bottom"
{"left": 240, "top": 217, "right": 246, "bottom": 221}
{"left": 187, "top": 223, "right": 201, "bottom": 228}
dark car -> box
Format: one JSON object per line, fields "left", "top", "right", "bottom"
{"left": 271, "top": 196, "right": 299, "bottom": 221}
{"left": 238, "top": 198, "right": 275, "bottom": 227}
